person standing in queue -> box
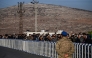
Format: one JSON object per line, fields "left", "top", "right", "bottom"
{"left": 55, "top": 31, "right": 75, "bottom": 58}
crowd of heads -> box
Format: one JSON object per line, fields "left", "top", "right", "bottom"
{"left": 0, "top": 31, "right": 92, "bottom": 44}
{"left": 70, "top": 32, "right": 92, "bottom": 44}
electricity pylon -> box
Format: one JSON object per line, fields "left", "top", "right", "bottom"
{"left": 17, "top": 2, "right": 25, "bottom": 34}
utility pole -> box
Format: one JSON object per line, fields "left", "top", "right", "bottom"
{"left": 17, "top": 2, "right": 25, "bottom": 34}
{"left": 31, "top": 0, "right": 39, "bottom": 32}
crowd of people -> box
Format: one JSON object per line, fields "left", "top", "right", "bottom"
{"left": 0, "top": 32, "right": 92, "bottom": 44}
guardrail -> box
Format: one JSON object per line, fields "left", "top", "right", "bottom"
{"left": 0, "top": 39, "right": 92, "bottom": 58}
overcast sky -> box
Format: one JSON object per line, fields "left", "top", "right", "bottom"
{"left": 0, "top": 0, "right": 92, "bottom": 11}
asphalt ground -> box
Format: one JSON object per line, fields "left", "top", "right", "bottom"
{"left": 0, "top": 46, "right": 50, "bottom": 58}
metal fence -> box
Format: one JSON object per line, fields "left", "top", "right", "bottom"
{"left": 0, "top": 39, "right": 92, "bottom": 58}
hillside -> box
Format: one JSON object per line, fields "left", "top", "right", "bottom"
{"left": 0, "top": 3, "right": 92, "bottom": 34}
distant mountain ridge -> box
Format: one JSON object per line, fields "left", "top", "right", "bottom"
{"left": 0, "top": 3, "right": 92, "bottom": 34}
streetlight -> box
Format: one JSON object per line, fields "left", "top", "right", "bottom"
{"left": 31, "top": 0, "right": 39, "bottom": 32}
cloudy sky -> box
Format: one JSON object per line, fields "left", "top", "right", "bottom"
{"left": 0, "top": 0, "right": 92, "bottom": 11}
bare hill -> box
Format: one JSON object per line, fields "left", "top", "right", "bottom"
{"left": 0, "top": 3, "right": 92, "bottom": 34}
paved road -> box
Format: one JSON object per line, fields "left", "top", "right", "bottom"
{"left": 0, "top": 46, "right": 50, "bottom": 58}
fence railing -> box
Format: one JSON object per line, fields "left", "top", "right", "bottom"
{"left": 0, "top": 39, "right": 92, "bottom": 58}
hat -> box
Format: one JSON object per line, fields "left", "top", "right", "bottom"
{"left": 61, "top": 31, "right": 68, "bottom": 36}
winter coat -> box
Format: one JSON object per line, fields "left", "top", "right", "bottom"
{"left": 55, "top": 37, "right": 75, "bottom": 58}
